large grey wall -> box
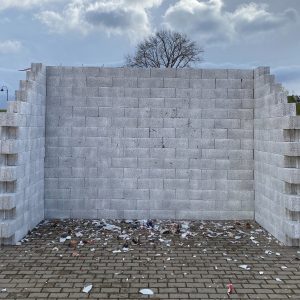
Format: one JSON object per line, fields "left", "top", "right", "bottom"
{"left": 44, "top": 67, "right": 254, "bottom": 220}
{"left": 0, "top": 63, "right": 46, "bottom": 244}
{"left": 254, "top": 67, "right": 300, "bottom": 246}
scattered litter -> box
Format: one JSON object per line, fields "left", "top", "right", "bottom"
{"left": 276, "top": 252, "right": 281, "bottom": 256}
{"left": 139, "top": 289, "right": 154, "bottom": 295}
{"left": 281, "top": 266, "right": 287, "bottom": 269}
{"left": 239, "top": 265, "right": 251, "bottom": 270}
{"left": 227, "top": 283, "right": 234, "bottom": 295}
{"left": 1, "top": 289, "right": 6, "bottom": 292}
{"left": 275, "top": 278, "right": 282, "bottom": 282}
{"left": 69, "top": 240, "right": 78, "bottom": 248}
{"left": 82, "top": 284, "right": 93, "bottom": 293}
{"left": 245, "top": 222, "right": 252, "bottom": 229}
{"left": 259, "top": 271, "right": 264, "bottom": 275}
{"left": 112, "top": 250, "right": 121, "bottom": 254}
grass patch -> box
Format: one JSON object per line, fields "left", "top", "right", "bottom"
{"left": 288, "top": 95, "right": 296, "bottom": 103}
{"left": 0, "top": 109, "right": 7, "bottom": 112}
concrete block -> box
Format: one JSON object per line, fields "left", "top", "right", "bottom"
{"left": 215, "top": 119, "right": 241, "bottom": 129}
{"left": 138, "top": 78, "right": 163, "bottom": 88}
{"left": 87, "top": 77, "right": 112, "bottom": 87}
{"left": 190, "top": 79, "right": 215, "bottom": 89}
{"left": 125, "top": 88, "right": 150, "bottom": 98}
{"left": 139, "top": 97, "right": 164, "bottom": 107}
{"left": 124, "top": 68, "right": 150, "bottom": 78}
{"left": 138, "top": 118, "right": 163, "bottom": 128}
{"left": 151, "top": 88, "right": 176, "bottom": 98}
{"left": 99, "top": 87, "right": 124, "bottom": 97}
{"left": 113, "top": 77, "right": 137, "bottom": 88}
{"left": 151, "top": 68, "right": 176, "bottom": 78}
{"left": 228, "top": 69, "right": 253, "bottom": 79}
{"left": 216, "top": 79, "right": 242, "bottom": 89}
{"left": 150, "top": 128, "right": 175, "bottom": 138}
{"left": 164, "top": 98, "right": 189, "bottom": 108}
{"left": 164, "top": 78, "right": 189, "bottom": 88}
{"left": 228, "top": 89, "right": 254, "bottom": 99}
{"left": 98, "top": 67, "right": 124, "bottom": 77}
{"left": 202, "top": 69, "right": 228, "bottom": 79}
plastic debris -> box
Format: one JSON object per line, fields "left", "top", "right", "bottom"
{"left": 75, "top": 232, "right": 83, "bottom": 237}
{"left": 139, "top": 288, "right": 154, "bottom": 295}
{"left": 275, "top": 278, "right": 282, "bottom": 282}
{"left": 82, "top": 284, "right": 93, "bottom": 293}
{"left": 239, "top": 265, "right": 251, "bottom": 270}
{"left": 1, "top": 289, "right": 6, "bottom": 292}
{"left": 259, "top": 271, "right": 264, "bottom": 275}
{"left": 227, "top": 283, "right": 234, "bottom": 295}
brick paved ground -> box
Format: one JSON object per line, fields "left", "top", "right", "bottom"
{"left": 0, "top": 219, "right": 299, "bottom": 299}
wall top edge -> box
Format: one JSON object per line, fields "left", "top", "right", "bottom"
{"left": 45, "top": 66, "right": 260, "bottom": 71}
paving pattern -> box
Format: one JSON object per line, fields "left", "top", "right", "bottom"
{"left": 0, "top": 220, "right": 299, "bottom": 299}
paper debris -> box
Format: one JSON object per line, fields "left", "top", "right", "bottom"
{"left": 239, "top": 264, "right": 251, "bottom": 270}
{"left": 139, "top": 288, "right": 154, "bottom": 295}
{"left": 281, "top": 266, "right": 287, "bottom": 269}
{"left": 112, "top": 250, "right": 121, "bottom": 253}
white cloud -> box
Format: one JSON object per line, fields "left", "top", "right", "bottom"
{"left": 231, "top": 3, "right": 298, "bottom": 35}
{"left": 163, "top": 0, "right": 232, "bottom": 44}
{"left": 0, "top": 0, "right": 62, "bottom": 10}
{"left": 0, "top": 40, "right": 22, "bottom": 54}
{"left": 36, "top": 0, "right": 163, "bottom": 40}
{"left": 163, "top": 0, "right": 298, "bottom": 45}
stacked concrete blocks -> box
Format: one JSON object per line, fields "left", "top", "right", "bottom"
{"left": 1, "top": 65, "right": 300, "bottom": 246}
{"left": 45, "top": 67, "right": 254, "bottom": 221}
{"left": 0, "top": 63, "right": 46, "bottom": 245}
{"left": 254, "top": 67, "right": 300, "bottom": 246}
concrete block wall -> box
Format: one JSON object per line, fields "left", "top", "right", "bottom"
{"left": 0, "top": 63, "right": 46, "bottom": 245}
{"left": 2, "top": 64, "right": 299, "bottom": 246}
{"left": 44, "top": 67, "right": 254, "bottom": 221}
{"left": 254, "top": 67, "right": 300, "bottom": 246}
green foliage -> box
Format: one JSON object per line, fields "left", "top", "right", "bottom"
{"left": 287, "top": 95, "right": 300, "bottom": 115}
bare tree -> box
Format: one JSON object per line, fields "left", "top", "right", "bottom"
{"left": 125, "top": 30, "right": 204, "bottom": 68}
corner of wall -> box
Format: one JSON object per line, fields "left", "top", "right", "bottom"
{"left": 0, "top": 63, "right": 46, "bottom": 245}
{"left": 254, "top": 66, "right": 300, "bottom": 246}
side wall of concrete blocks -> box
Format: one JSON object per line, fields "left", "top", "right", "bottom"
{"left": 44, "top": 67, "right": 254, "bottom": 221}
{"left": 254, "top": 67, "right": 300, "bottom": 246}
{"left": 0, "top": 63, "right": 46, "bottom": 245}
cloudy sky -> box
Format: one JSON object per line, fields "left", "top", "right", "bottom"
{"left": 0, "top": 0, "right": 299, "bottom": 105}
